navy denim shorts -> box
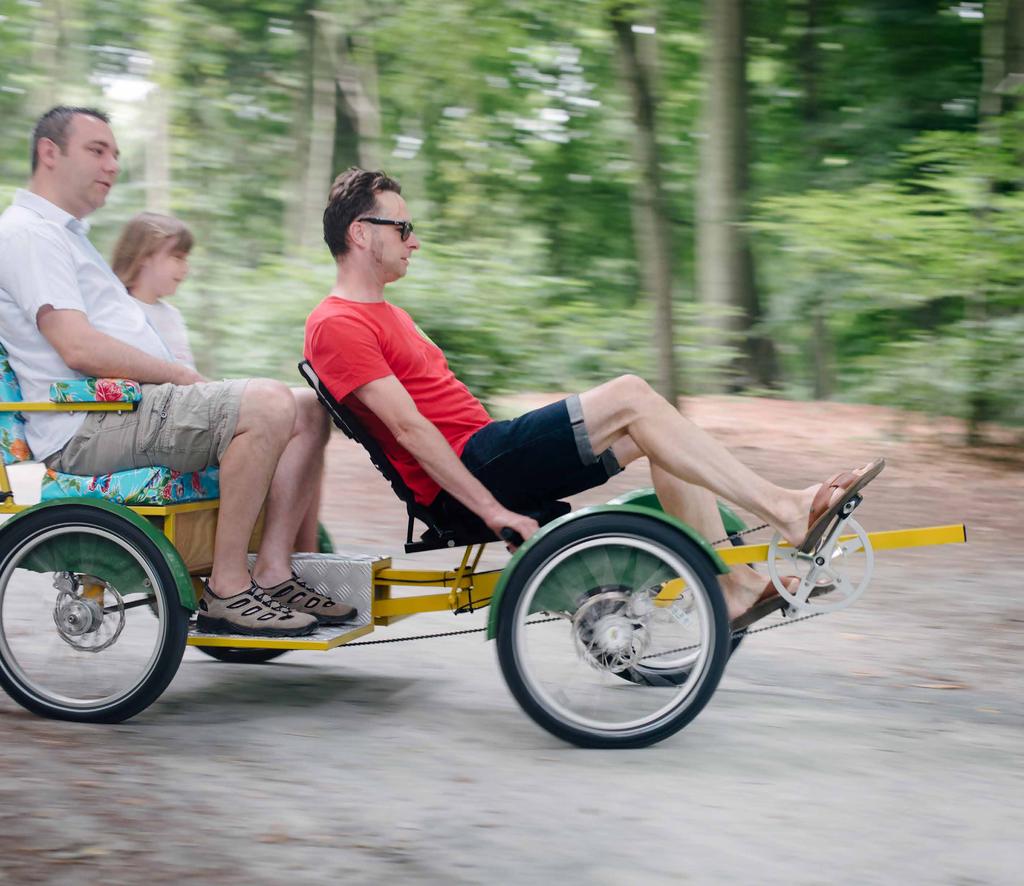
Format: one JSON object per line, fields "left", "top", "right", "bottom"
{"left": 429, "top": 395, "right": 622, "bottom": 521}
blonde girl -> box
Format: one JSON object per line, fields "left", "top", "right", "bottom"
{"left": 111, "top": 212, "right": 196, "bottom": 367}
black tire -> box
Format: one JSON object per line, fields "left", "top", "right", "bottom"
{"left": 0, "top": 505, "right": 188, "bottom": 723}
{"left": 195, "top": 646, "right": 289, "bottom": 664}
{"left": 495, "top": 512, "right": 731, "bottom": 749}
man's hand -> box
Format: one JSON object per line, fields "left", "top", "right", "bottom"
{"left": 170, "top": 364, "right": 206, "bottom": 385}
{"left": 486, "top": 508, "right": 539, "bottom": 552}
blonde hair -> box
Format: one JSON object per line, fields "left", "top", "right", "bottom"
{"left": 111, "top": 212, "right": 194, "bottom": 291}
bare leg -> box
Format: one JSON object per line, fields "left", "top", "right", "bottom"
{"left": 252, "top": 387, "right": 331, "bottom": 586}
{"left": 652, "top": 465, "right": 772, "bottom": 619}
{"left": 293, "top": 388, "right": 328, "bottom": 551}
{"left": 611, "top": 436, "right": 774, "bottom": 620}
{"left": 581, "top": 375, "right": 849, "bottom": 548}
{"left": 207, "top": 380, "right": 295, "bottom": 596}
{"left": 294, "top": 479, "right": 323, "bottom": 552}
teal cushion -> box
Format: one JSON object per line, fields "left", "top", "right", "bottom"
{"left": 0, "top": 344, "right": 30, "bottom": 465}
{"left": 49, "top": 378, "right": 142, "bottom": 403}
{"left": 41, "top": 465, "right": 220, "bottom": 505}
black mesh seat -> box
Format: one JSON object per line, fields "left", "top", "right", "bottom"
{"left": 299, "top": 360, "right": 570, "bottom": 553}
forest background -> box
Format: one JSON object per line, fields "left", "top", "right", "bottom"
{"left": 1, "top": 0, "right": 1021, "bottom": 443}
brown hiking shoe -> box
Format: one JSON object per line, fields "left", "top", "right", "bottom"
{"left": 258, "top": 574, "right": 357, "bottom": 626}
{"left": 196, "top": 581, "right": 317, "bottom": 637}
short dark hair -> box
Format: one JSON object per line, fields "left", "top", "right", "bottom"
{"left": 31, "top": 105, "right": 111, "bottom": 173}
{"left": 323, "top": 167, "right": 402, "bottom": 258}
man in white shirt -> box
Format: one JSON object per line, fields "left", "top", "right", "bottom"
{"left": 0, "top": 106, "right": 353, "bottom": 637}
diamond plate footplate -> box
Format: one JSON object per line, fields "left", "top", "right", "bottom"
{"left": 189, "top": 552, "right": 386, "bottom": 649}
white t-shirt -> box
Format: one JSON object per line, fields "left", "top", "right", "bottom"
{"left": 0, "top": 189, "right": 171, "bottom": 460}
{"left": 137, "top": 299, "right": 196, "bottom": 369}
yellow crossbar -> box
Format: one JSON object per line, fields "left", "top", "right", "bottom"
{"left": 0, "top": 402, "right": 136, "bottom": 412}
{"left": 375, "top": 567, "right": 502, "bottom": 588}
{"left": 717, "top": 523, "right": 966, "bottom": 566}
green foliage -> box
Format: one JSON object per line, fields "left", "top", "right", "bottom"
{"left": 1, "top": 0, "right": 1019, "bottom": 437}
{"left": 754, "top": 121, "right": 1024, "bottom": 426}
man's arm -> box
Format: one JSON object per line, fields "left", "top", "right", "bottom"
{"left": 37, "top": 307, "right": 203, "bottom": 385}
{"left": 354, "top": 375, "right": 538, "bottom": 544}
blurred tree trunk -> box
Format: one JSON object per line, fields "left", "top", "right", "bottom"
{"left": 144, "top": 88, "right": 170, "bottom": 212}
{"left": 30, "top": 0, "right": 84, "bottom": 111}
{"left": 143, "top": 1, "right": 180, "bottom": 214}
{"left": 796, "top": 0, "right": 830, "bottom": 399}
{"left": 608, "top": 3, "right": 678, "bottom": 404}
{"left": 1008, "top": 0, "right": 1024, "bottom": 89}
{"left": 287, "top": 9, "right": 382, "bottom": 253}
{"left": 291, "top": 9, "right": 340, "bottom": 252}
{"left": 696, "top": 0, "right": 776, "bottom": 391}
{"left": 968, "top": 0, "right": 1023, "bottom": 443}
{"left": 337, "top": 32, "right": 382, "bottom": 169}
{"left": 981, "top": 0, "right": 1010, "bottom": 116}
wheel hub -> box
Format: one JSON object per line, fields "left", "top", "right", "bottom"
{"left": 53, "top": 595, "right": 104, "bottom": 637}
{"left": 572, "top": 588, "right": 651, "bottom": 673}
{"left": 591, "top": 613, "right": 635, "bottom": 654}
{"left": 51, "top": 578, "right": 126, "bottom": 653}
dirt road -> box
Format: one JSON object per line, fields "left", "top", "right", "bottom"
{"left": 1, "top": 396, "right": 1020, "bottom": 884}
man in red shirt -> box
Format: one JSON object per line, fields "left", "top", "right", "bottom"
{"left": 305, "top": 168, "right": 883, "bottom": 628}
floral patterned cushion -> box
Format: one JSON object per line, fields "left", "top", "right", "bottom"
{"left": 2, "top": 345, "right": 216, "bottom": 506}
{"left": 49, "top": 378, "right": 142, "bottom": 403}
{"left": 0, "top": 345, "right": 31, "bottom": 465}
{"left": 41, "top": 465, "right": 220, "bottom": 505}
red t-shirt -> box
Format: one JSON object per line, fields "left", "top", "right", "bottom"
{"left": 305, "top": 296, "right": 491, "bottom": 505}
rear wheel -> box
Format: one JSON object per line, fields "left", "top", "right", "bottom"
{"left": 496, "top": 512, "right": 730, "bottom": 748}
{"left": 0, "top": 505, "right": 188, "bottom": 723}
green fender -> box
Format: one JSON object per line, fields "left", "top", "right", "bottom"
{"left": 606, "top": 487, "right": 748, "bottom": 538}
{"left": 0, "top": 498, "right": 198, "bottom": 610}
{"left": 485, "top": 502, "right": 727, "bottom": 640}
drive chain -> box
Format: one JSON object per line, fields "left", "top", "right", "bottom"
{"left": 341, "top": 521, "right": 822, "bottom": 650}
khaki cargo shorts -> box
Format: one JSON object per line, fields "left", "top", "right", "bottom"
{"left": 47, "top": 379, "right": 248, "bottom": 476}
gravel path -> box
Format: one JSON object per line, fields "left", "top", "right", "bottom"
{"left": 1, "top": 395, "right": 1020, "bottom": 884}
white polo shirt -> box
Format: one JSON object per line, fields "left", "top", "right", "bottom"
{"left": 0, "top": 189, "right": 170, "bottom": 461}
{"left": 137, "top": 299, "right": 196, "bottom": 368}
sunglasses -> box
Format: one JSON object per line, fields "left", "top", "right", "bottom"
{"left": 359, "top": 217, "right": 414, "bottom": 241}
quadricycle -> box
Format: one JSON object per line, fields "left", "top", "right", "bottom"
{"left": 0, "top": 349, "right": 965, "bottom": 748}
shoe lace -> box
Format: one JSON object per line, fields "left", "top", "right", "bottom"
{"left": 288, "top": 573, "right": 314, "bottom": 593}
{"left": 249, "top": 585, "right": 295, "bottom": 615}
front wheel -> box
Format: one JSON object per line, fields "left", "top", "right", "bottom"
{"left": 495, "top": 512, "right": 730, "bottom": 749}
{"left": 0, "top": 505, "right": 189, "bottom": 723}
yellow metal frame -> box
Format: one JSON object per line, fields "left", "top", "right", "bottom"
{"left": 718, "top": 524, "right": 967, "bottom": 567}
{"left": 0, "top": 402, "right": 135, "bottom": 413}
{"left": 0, "top": 395, "right": 967, "bottom": 652}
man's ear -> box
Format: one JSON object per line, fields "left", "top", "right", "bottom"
{"left": 35, "top": 137, "right": 60, "bottom": 171}
{"left": 347, "top": 219, "right": 365, "bottom": 250}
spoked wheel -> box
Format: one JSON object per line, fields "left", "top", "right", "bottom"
{"left": 0, "top": 505, "right": 189, "bottom": 723}
{"left": 496, "top": 513, "right": 730, "bottom": 749}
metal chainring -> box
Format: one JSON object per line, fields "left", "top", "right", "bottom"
{"left": 52, "top": 573, "right": 126, "bottom": 653}
{"left": 767, "top": 513, "right": 874, "bottom": 616}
